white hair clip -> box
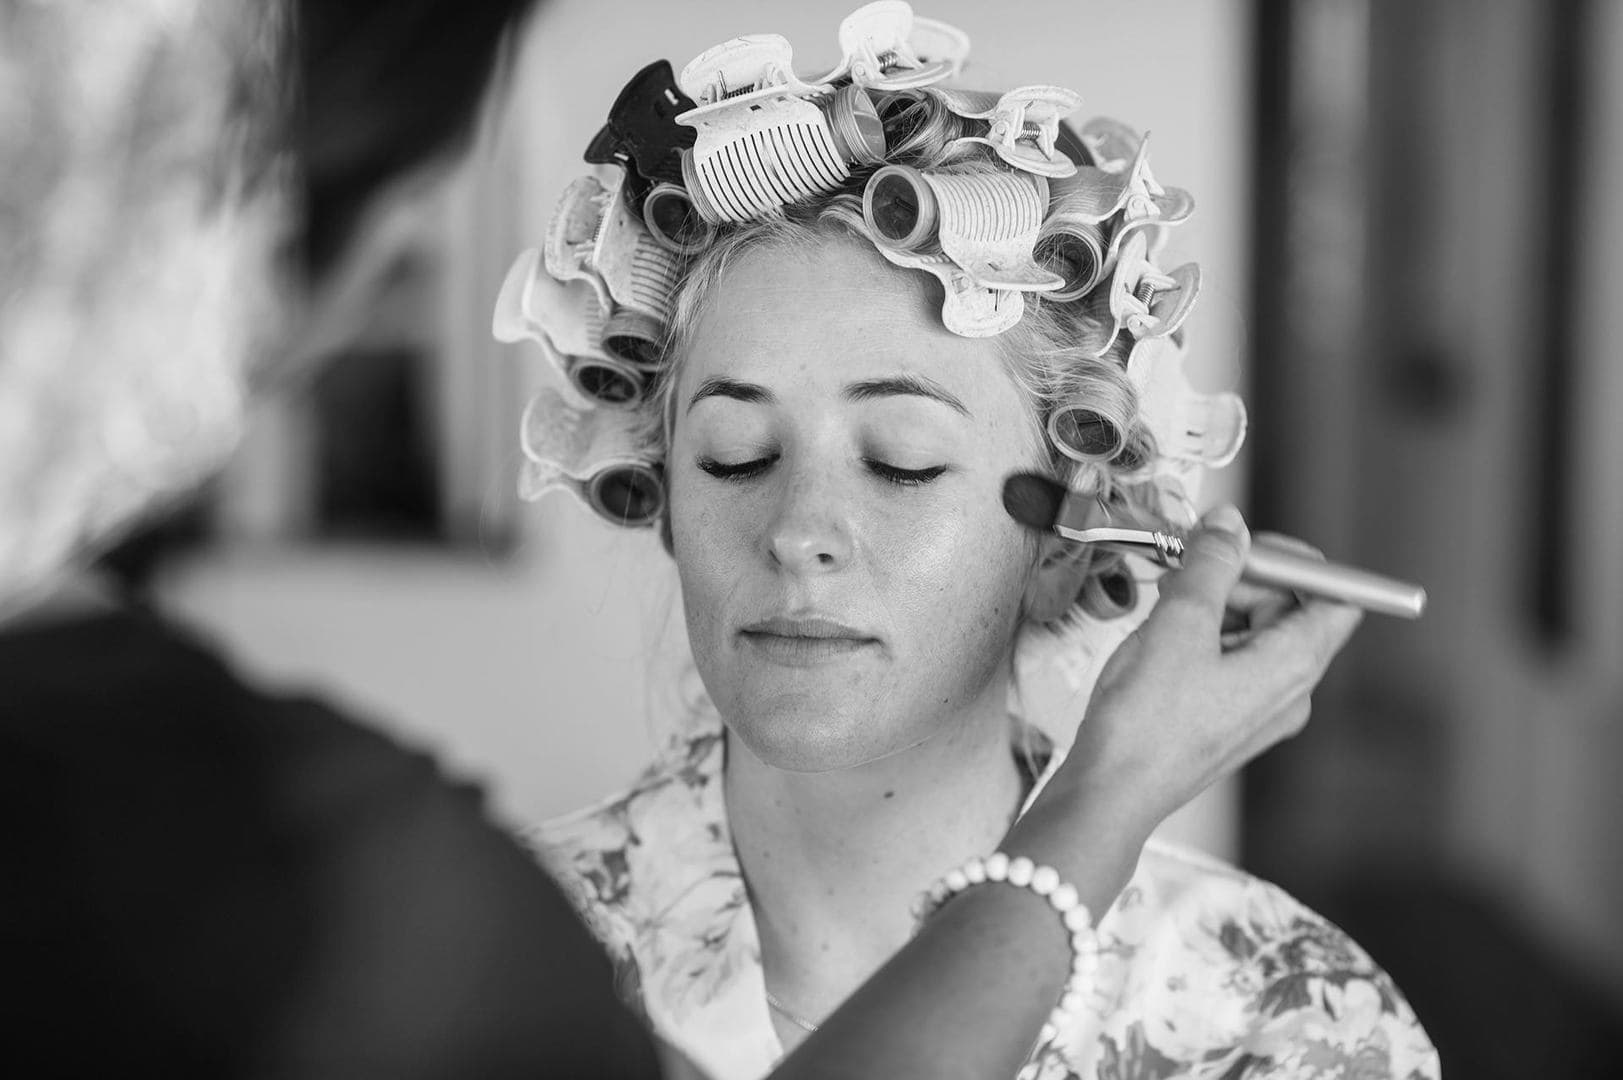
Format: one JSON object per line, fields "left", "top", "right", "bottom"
{"left": 1127, "top": 335, "right": 1247, "bottom": 472}
{"left": 678, "top": 34, "right": 820, "bottom": 109}
{"left": 1080, "top": 120, "right": 1194, "bottom": 257}
{"left": 493, "top": 248, "right": 646, "bottom": 407}
{"left": 863, "top": 164, "right": 1063, "bottom": 293}
{"left": 542, "top": 174, "right": 682, "bottom": 371}
{"left": 1079, "top": 115, "right": 1143, "bottom": 170}
{"left": 809, "top": 1, "right": 969, "bottom": 90}
{"left": 868, "top": 241, "right": 1025, "bottom": 337}
{"left": 675, "top": 37, "right": 886, "bottom": 222}
{"left": 1102, "top": 229, "right": 1201, "bottom": 354}
{"left": 938, "top": 85, "right": 1082, "bottom": 178}
{"left": 519, "top": 384, "right": 665, "bottom": 526}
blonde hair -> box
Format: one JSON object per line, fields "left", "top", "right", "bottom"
{"left": 648, "top": 88, "right": 1168, "bottom": 624}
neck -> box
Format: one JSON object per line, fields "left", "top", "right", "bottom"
{"left": 724, "top": 688, "right": 1028, "bottom": 1025}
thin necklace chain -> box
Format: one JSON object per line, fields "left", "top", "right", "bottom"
{"left": 764, "top": 988, "right": 821, "bottom": 1034}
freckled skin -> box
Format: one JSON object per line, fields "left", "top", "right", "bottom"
{"left": 667, "top": 237, "right": 1045, "bottom": 773}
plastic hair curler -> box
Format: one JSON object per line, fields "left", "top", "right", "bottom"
{"left": 808, "top": 1, "right": 969, "bottom": 90}
{"left": 545, "top": 336, "right": 646, "bottom": 409}
{"left": 937, "top": 85, "right": 1082, "bottom": 178}
{"left": 493, "top": 248, "right": 646, "bottom": 407}
{"left": 863, "top": 164, "right": 1064, "bottom": 293}
{"left": 641, "top": 182, "right": 715, "bottom": 254}
{"left": 543, "top": 175, "right": 681, "bottom": 370}
{"left": 1127, "top": 335, "right": 1247, "bottom": 472}
{"left": 519, "top": 384, "right": 665, "bottom": 526}
{"left": 1046, "top": 405, "right": 1124, "bottom": 464}
{"left": 676, "top": 36, "right": 886, "bottom": 223}
{"left": 1079, "top": 559, "right": 1140, "bottom": 621}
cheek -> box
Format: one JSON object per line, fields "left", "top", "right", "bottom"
{"left": 668, "top": 473, "right": 747, "bottom": 631}
{"left": 878, "top": 495, "right": 1030, "bottom": 656}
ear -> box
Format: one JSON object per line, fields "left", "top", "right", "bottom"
{"left": 1021, "top": 533, "right": 1094, "bottom": 625}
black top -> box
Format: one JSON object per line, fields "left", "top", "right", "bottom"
{"left": 0, "top": 604, "right": 660, "bottom": 1078}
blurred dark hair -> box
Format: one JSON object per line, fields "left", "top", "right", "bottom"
{"left": 298, "top": 0, "right": 540, "bottom": 277}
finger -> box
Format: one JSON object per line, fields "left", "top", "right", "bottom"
{"left": 1225, "top": 579, "right": 1299, "bottom": 619}
{"left": 1251, "top": 532, "right": 1326, "bottom": 562}
{"left": 1152, "top": 504, "right": 1251, "bottom": 633}
{"left": 1232, "top": 697, "right": 1314, "bottom": 767}
{"left": 1239, "top": 597, "right": 1364, "bottom": 693}
{"left": 1219, "top": 593, "right": 1295, "bottom": 650}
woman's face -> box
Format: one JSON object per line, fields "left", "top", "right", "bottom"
{"left": 667, "top": 235, "right": 1045, "bottom": 773}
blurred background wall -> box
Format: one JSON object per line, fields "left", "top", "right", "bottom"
{"left": 115, "top": 0, "right": 1621, "bottom": 1073}
{"left": 1242, "top": 0, "right": 1623, "bottom": 1074}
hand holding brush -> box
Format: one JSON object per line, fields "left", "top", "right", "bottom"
{"left": 1002, "top": 472, "right": 1427, "bottom": 619}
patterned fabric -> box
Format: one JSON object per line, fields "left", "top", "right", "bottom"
{"left": 534, "top": 711, "right": 1440, "bottom": 1080}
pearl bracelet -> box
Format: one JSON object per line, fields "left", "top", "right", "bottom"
{"left": 912, "top": 852, "right": 1097, "bottom": 1065}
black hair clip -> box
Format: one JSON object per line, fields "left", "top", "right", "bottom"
{"left": 584, "top": 60, "right": 697, "bottom": 209}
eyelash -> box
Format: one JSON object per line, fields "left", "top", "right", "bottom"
{"left": 697, "top": 455, "right": 947, "bottom": 488}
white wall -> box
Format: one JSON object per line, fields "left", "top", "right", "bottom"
{"left": 158, "top": 0, "right": 1252, "bottom": 850}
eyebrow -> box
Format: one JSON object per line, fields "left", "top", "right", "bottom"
{"left": 843, "top": 374, "right": 971, "bottom": 417}
{"left": 686, "top": 373, "right": 971, "bottom": 417}
{"left": 687, "top": 376, "right": 773, "bottom": 412}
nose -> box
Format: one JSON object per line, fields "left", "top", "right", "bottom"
{"left": 765, "top": 463, "right": 853, "bottom": 574}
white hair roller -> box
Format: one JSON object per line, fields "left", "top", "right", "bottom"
{"left": 541, "top": 175, "right": 681, "bottom": 371}
{"left": 862, "top": 164, "right": 1063, "bottom": 293}
{"left": 519, "top": 384, "right": 665, "bottom": 525}
{"left": 493, "top": 248, "right": 645, "bottom": 406}
{"left": 676, "top": 37, "right": 886, "bottom": 223}
{"left": 1046, "top": 403, "right": 1123, "bottom": 464}
{"left": 641, "top": 182, "right": 716, "bottom": 255}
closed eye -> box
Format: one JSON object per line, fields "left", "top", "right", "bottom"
{"left": 697, "top": 455, "right": 776, "bottom": 481}
{"left": 866, "top": 460, "right": 947, "bottom": 487}
{"left": 695, "top": 456, "right": 947, "bottom": 487}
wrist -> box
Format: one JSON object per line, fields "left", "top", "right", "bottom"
{"left": 1000, "top": 767, "right": 1152, "bottom": 913}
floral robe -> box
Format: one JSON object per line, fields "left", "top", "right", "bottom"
{"left": 533, "top": 713, "right": 1441, "bottom": 1080}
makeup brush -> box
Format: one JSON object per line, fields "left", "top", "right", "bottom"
{"left": 1002, "top": 472, "right": 1427, "bottom": 619}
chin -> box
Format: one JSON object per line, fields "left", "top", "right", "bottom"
{"left": 720, "top": 695, "right": 916, "bottom": 774}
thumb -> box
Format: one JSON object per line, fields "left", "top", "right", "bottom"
{"left": 1151, "top": 504, "right": 1251, "bottom": 632}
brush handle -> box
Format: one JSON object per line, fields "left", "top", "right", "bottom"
{"left": 1243, "top": 541, "right": 1427, "bottom": 619}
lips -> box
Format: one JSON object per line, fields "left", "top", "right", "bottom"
{"left": 738, "top": 615, "right": 880, "bottom": 667}
{"left": 741, "top": 615, "right": 875, "bottom": 640}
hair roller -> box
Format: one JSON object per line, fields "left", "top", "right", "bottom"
{"left": 1078, "top": 559, "right": 1138, "bottom": 621}
{"left": 862, "top": 164, "right": 1062, "bottom": 292}
{"left": 642, "top": 182, "right": 716, "bottom": 255}
{"left": 601, "top": 310, "right": 664, "bottom": 373}
{"left": 1047, "top": 404, "right": 1124, "bottom": 463}
{"left": 586, "top": 462, "right": 666, "bottom": 527}
{"left": 675, "top": 37, "right": 887, "bottom": 224}
{"left": 519, "top": 385, "right": 665, "bottom": 527}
